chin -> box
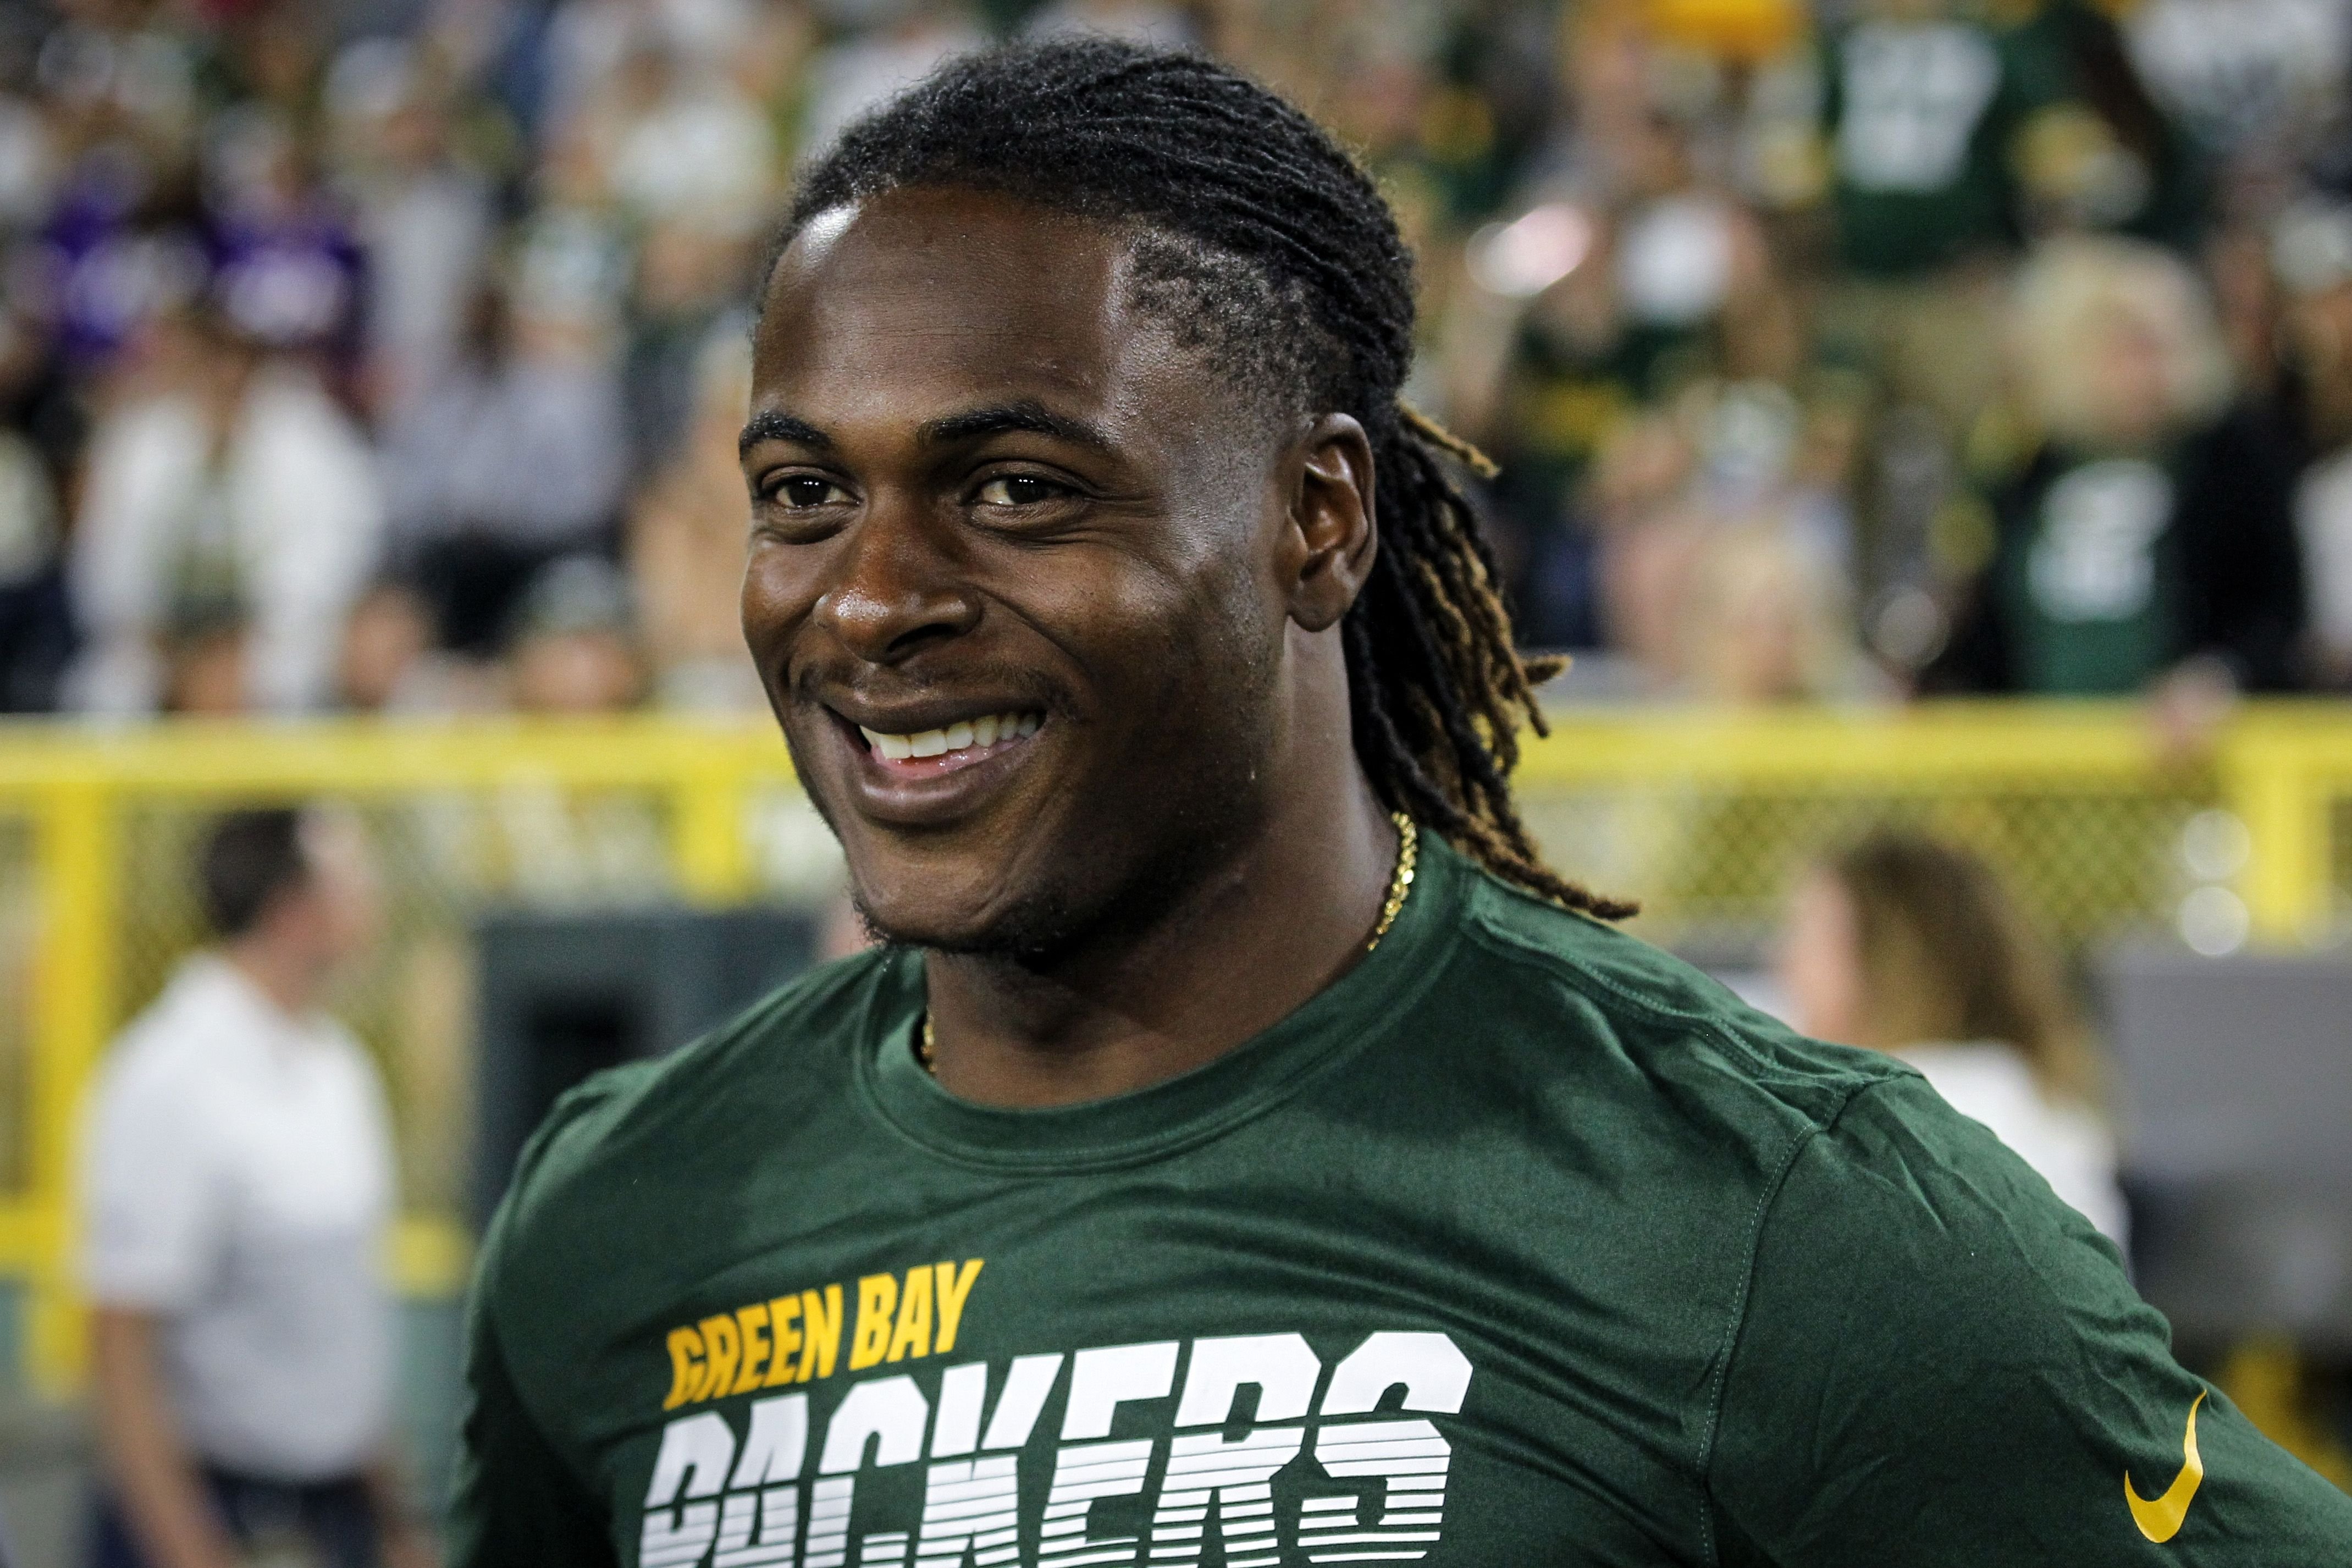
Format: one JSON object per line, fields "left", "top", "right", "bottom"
{"left": 850, "top": 873, "right": 1079, "bottom": 961}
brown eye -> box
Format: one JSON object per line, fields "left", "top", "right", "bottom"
{"left": 977, "top": 476, "right": 1061, "bottom": 506}
{"left": 775, "top": 476, "right": 846, "bottom": 507}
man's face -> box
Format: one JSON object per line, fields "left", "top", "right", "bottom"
{"left": 283, "top": 810, "right": 384, "bottom": 974}
{"left": 742, "top": 187, "right": 1299, "bottom": 954}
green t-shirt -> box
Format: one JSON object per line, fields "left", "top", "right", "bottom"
{"left": 1823, "top": 14, "right": 2068, "bottom": 276}
{"left": 450, "top": 835, "right": 2352, "bottom": 1565}
{"left": 1999, "top": 451, "right": 2180, "bottom": 694}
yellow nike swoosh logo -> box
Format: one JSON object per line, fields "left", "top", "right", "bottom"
{"left": 2126, "top": 1390, "right": 2206, "bottom": 1543}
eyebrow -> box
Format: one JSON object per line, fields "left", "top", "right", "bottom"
{"left": 919, "top": 400, "right": 1112, "bottom": 452}
{"left": 739, "top": 409, "right": 831, "bottom": 455}
{"left": 737, "top": 400, "right": 1114, "bottom": 457}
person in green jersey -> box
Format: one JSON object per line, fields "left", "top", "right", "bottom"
{"left": 1925, "top": 235, "right": 2305, "bottom": 699}
{"left": 450, "top": 37, "right": 2352, "bottom": 1567}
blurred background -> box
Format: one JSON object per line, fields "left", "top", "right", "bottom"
{"left": 3, "top": 0, "right": 2352, "bottom": 1558}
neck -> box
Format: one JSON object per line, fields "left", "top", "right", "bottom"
{"left": 225, "top": 937, "right": 318, "bottom": 1018}
{"left": 922, "top": 714, "right": 1398, "bottom": 1109}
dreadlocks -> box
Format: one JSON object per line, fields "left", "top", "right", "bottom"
{"left": 772, "top": 37, "right": 1632, "bottom": 919}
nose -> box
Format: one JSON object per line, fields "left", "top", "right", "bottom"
{"left": 811, "top": 498, "right": 980, "bottom": 664}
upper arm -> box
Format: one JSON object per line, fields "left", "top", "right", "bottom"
{"left": 445, "top": 1258, "right": 620, "bottom": 1568}
{"left": 80, "top": 1057, "right": 220, "bottom": 1311}
{"left": 1707, "top": 1078, "right": 2352, "bottom": 1565}
{"left": 447, "top": 1075, "right": 647, "bottom": 1567}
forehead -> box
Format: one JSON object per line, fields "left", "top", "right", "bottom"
{"left": 751, "top": 187, "right": 1217, "bottom": 432}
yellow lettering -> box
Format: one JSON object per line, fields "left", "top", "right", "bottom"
{"left": 764, "top": 1295, "right": 803, "bottom": 1389}
{"left": 697, "top": 1314, "right": 741, "bottom": 1401}
{"left": 886, "top": 1266, "right": 934, "bottom": 1362}
{"left": 663, "top": 1325, "right": 706, "bottom": 1410}
{"left": 798, "top": 1285, "right": 843, "bottom": 1382}
{"left": 849, "top": 1273, "right": 898, "bottom": 1371}
{"left": 933, "top": 1260, "right": 985, "bottom": 1355}
{"left": 732, "top": 1302, "right": 772, "bottom": 1396}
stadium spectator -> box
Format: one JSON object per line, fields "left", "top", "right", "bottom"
{"left": 1924, "top": 235, "right": 2306, "bottom": 708}
{"left": 2270, "top": 200, "right": 2352, "bottom": 689}
{"left": 334, "top": 577, "right": 494, "bottom": 715}
{"left": 80, "top": 807, "right": 431, "bottom": 1568}
{"left": 200, "top": 108, "right": 366, "bottom": 394}
{"left": 1810, "top": 0, "right": 2061, "bottom": 433}
{"left": 324, "top": 38, "right": 495, "bottom": 422}
{"left": 0, "top": 310, "right": 75, "bottom": 713}
{"left": 1588, "top": 378, "right": 1871, "bottom": 699}
{"left": 620, "top": 223, "right": 753, "bottom": 484}
{"left": 2126, "top": 0, "right": 2348, "bottom": 205}
{"left": 65, "top": 306, "right": 383, "bottom": 715}
{"left": 583, "top": 30, "right": 775, "bottom": 229}
{"left": 627, "top": 327, "right": 764, "bottom": 711}
{"left": 382, "top": 278, "right": 627, "bottom": 656}
{"left": 1779, "top": 829, "right": 2128, "bottom": 1247}
{"left": 0, "top": 0, "right": 2349, "bottom": 721}
{"left": 1480, "top": 92, "right": 1801, "bottom": 649}
{"left": 503, "top": 553, "right": 643, "bottom": 714}
{"left": 799, "top": 3, "right": 985, "bottom": 158}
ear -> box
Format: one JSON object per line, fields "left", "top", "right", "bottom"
{"left": 1280, "top": 412, "right": 1377, "bottom": 633}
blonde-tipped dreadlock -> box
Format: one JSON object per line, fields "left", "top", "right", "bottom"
{"left": 774, "top": 37, "right": 1632, "bottom": 918}
{"left": 1350, "top": 407, "right": 1634, "bottom": 918}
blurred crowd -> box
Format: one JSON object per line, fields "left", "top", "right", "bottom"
{"left": 3, "top": 0, "right": 2352, "bottom": 723}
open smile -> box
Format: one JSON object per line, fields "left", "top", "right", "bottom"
{"left": 815, "top": 699, "right": 1053, "bottom": 825}
{"left": 854, "top": 708, "right": 1044, "bottom": 777}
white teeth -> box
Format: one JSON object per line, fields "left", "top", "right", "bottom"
{"left": 860, "top": 710, "right": 1040, "bottom": 760}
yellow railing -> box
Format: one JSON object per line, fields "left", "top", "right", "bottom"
{"left": 4, "top": 701, "right": 2351, "bottom": 1398}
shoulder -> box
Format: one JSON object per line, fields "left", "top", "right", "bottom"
{"left": 1741, "top": 1067, "right": 2132, "bottom": 1366}
{"left": 95, "top": 965, "right": 241, "bottom": 1103}
{"left": 314, "top": 1017, "right": 395, "bottom": 1109}
{"left": 1438, "top": 860, "right": 1909, "bottom": 1141}
{"left": 481, "top": 948, "right": 899, "bottom": 1284}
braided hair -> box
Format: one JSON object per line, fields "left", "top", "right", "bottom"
{"left": 772, "top": 37, "right": 1631, "bottom": 919}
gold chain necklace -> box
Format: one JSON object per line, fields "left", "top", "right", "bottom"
{"left": 917, "top": 813, "right": 1416, "bottom": 1074}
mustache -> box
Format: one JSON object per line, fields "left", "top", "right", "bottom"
{"left": 784, "top": 656, "right": 1071, "bottom": 719}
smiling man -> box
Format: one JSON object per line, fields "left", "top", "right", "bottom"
{"left": 449, "top": 39, "right": 2351, "bottom": 1567}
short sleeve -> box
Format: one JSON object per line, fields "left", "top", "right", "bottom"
{"left": 79, "top": 1052, "right": 222, "bottom": 1310}
{"left": 445, "top": 1250, "right": 618, "bottom": 1568}
{"left": 1708, "top": 1075, "right": 2352, "bottom": 1565}
{"left": 446, "top": 1076, "right": 642, "bottom": 1567}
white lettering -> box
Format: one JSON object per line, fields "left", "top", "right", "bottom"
{"left": 820, "top": 1376, "right": 931, "bottom": 1473}
{"left": 644, "top": 1412, "right": 737, "bottom": 1568}
{"left": 1173, "top": 1334, "right": 1321, "bottom": 1427}
{"left": 1060, "top": 1343, "right": 1178, "bottom": 1440}
{"left": 1149, "top": 1426, "right": 1304, "bottom": 1567}
{"left": 714, "top": 1487, "right": 799, "bottom": 1568}
{"left": 1318, "top": 1332, "right": 1472, "bottom": 1417}
{"left": 979, "top": 1354, "right": 1065, "bottom": 1451}
{"left": 913, "top": 1455, "right": 1022, "bottom": 1566}
{"left": 731, "top": 1394, "right": 811, "bottom": 1489}
{"left": 804, "top": 1476, "right": 854, "bottom": 1568}
{"left": 1302, "top": 1333, "right": 1472, "bottom": 1564}
{"left": 1038, "top": 1438, "right": 1156, "bottom": 1568}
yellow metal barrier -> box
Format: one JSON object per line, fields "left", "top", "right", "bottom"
{"left": 2, "top": 702, "right": 2349, "bottom": 1398}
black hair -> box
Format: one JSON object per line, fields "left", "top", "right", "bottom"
{"left": 771, "top": 37, "right": 1630, "bottom": 916}
{"left": 198, "top": 808, "right": 310, "bottom": 940}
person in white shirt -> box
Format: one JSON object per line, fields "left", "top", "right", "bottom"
{"left": 1779, "top": 830, "right": 2132, "bottom": 1250}
{"left": 80, "top": 808, "right": 434, "bottom": 1568}
{"left": 65, "top": 309, "right": 385, "bottom": 716}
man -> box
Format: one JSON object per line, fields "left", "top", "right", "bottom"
{"left": 452, "top": 38, "right": 2352, "bottom": 1564}
{"left": 82, "top": 809, "right": 433, "bottom": 1568}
